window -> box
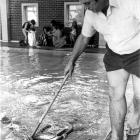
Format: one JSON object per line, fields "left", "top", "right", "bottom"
{"left": 21, "top": 3, "right": 39, "bottom": 26}
{"left": 64, "top": 2, "right": 84, "bottom": 27}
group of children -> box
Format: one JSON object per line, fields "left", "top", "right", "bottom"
{"left": 22, "top": 19, "right": 80, "bottom": 48}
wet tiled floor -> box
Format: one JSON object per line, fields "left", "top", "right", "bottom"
{"left": 0, "top": 46, "right": 134, "bottom": 140}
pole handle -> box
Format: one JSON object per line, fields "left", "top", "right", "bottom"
{"left": 32, "top": 74, "right": 69, "bottom": 137}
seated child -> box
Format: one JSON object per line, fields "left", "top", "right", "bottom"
{"left": 51, "top": 23, "right": 66, "bottom": 48}
{"left": 38, "top": 26, "right": 53, "bottom": 47}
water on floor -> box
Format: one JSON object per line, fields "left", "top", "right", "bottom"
{"left": 0, "top": 47, "right": 133, "bottom": 140}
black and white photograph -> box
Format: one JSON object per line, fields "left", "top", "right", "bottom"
{"left": 0, "top": 0, "right": 140, "bottom": 140}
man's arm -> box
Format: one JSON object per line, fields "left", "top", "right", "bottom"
{"left": 64, "top": 33, "right": 91, "bottom": 76}
{"left": 69, "top": 34, "right": 90, "bottom": 64}
{"left": 64, "top": 9, "right": 96, "bottom": 76}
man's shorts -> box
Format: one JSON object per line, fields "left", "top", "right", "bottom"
{"left": 103, "top": 45, "right": 140, "bottom": 78}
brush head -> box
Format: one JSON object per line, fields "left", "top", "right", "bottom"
{"left": 32, "top": 133, "right": 56, "bottom": 140}
{"left": 25, "top": 123, "right": 73, "bottom": 140}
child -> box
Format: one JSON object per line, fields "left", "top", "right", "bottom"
{"left": 70, "top": 20, "right": 78, "bottom": 45}
{"left": 51, "top": 21, "right": 66, "bottom": 48}
{"left": 38, "top": 26, "right": 53, "bottom": 47}
{"left": 22, "top": 19, "right": 36, "bottom": 45}
{"left": 28, "top": 27, "right": 37, "bottom": 47}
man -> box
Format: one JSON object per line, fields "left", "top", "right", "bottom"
{"left": 64, "top": 0, "right": 140, "bottom": 140}
{"left": 22, "top": 19, "right": 36, "bottom": 45}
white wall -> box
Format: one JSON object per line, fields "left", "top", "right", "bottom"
{"left": 0, "top": 0, "right": 9, "bottom": 42}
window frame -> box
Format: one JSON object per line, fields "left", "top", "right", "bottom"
{"left": 64, "top": 2, "right": 84, "bottom": 27}
{"left": 21, "top": 3, "right": 39, "bottom": 27}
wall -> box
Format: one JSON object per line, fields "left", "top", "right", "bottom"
{"left": 1, "top": 0, "right": 9, "bottom": 41}
{"left": 9, "top": 0, "right": 78, "bottom": 41}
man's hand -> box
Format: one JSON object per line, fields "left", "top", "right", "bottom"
{"left": 64, "top": 34, "right": 90, "bottom": 78}
{"left": 64, "top": 61, "right": 75, "bottom": 77}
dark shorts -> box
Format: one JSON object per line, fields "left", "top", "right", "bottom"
{"left": 103, "top": 45, "right": 140, "bottom": 77}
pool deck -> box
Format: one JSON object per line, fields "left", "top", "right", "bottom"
{"left": 0, "top": 41, "right": 106, "bottom": 54}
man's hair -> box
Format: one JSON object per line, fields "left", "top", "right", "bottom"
{"left": 31, "top": 20, "right": 36, "bottom": 25}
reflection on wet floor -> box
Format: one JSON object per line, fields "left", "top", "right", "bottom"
{"left": 0, "top": 47, "right": 133, "bottom": 140}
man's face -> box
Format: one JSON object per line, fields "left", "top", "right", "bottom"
{"left": 80, "top": 0, "right": 97, "bottom": 12}
{"left": 81, "top": 0, "right": 109, "bottom": 13}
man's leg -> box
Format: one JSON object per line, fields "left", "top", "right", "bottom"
{"left": 107, "top": 69, "right": 130, "bottom": 140}
{"left": 127, "top": 75, "right": 140, "bottom": 139}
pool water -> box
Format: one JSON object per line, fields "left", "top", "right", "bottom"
{"left": 0, "top": 47, "right": 133, "bottom": 140}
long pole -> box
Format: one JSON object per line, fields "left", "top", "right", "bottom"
{"left": 32, "top": 74, "right": 69, "bottom": 138}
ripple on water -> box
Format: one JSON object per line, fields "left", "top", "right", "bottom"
{"left": 0, "top": 48, "right": 114, "bottom": 140}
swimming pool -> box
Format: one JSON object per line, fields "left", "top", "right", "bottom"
{"left": 0, "top": 47, "right": 133, "bottom": 140}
